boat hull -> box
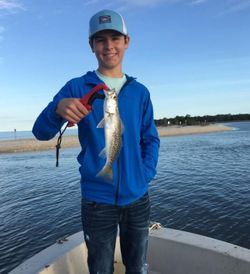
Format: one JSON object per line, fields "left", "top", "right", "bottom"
{"left": 9, "top": 228, "right": 250, "bottom": 274}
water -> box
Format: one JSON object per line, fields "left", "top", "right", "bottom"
{"left": 0, "top": 121, "right": 250, "bottom": 273}
{"left": 0, "top": 128, "right": 78, "bottom": 141}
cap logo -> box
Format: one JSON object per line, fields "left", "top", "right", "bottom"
{"left": 99, "top": 15, "right": 111, "bottom": 24}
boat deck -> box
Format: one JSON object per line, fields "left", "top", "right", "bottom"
{"left": 9, "top": 227, "right": 250, "bottom": 274}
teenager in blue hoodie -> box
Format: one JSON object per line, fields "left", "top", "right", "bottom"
{"left": 33, "top": 9, "right": 160, "bottom": 274}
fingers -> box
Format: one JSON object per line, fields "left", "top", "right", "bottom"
{"left": 56, "top": 98, "right": 90, "bottom": 124}
{"left": 72, "top": 100, "right": 89, "bottom": 121}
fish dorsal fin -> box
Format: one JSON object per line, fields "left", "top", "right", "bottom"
{"left": 120, "top": 118, "right": 125, "bottom": 134}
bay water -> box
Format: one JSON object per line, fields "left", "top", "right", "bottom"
{"left": 0, "top": 121, "right": 250, "bottom": 273}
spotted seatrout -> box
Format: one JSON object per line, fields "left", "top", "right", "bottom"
{"left": 97, "top": 88, "right": 122, "bottom": 181}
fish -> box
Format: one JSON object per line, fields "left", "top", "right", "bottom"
{"left": 97, "top": 88, "right": 122, "bottom": 181}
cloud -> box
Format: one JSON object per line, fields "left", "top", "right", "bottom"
{"left": 84, "top": 0, "right": 100, "bottom": 6}
{"left": 83, "top": 0, "right": 212, "bottom": 10}
{"left": 83, "top": 0, "right": 250, "bottom": 14}
{"left": 189, "top": 0, "right": 207, "bottom": 5}
{"left": 121, "top": 0, "right": 170, "bottom": 6}
{"left": 0, "top": 1, "right": 25, "bottom": 42}
{"left": 83, "top": 0, "right": 182, "bottom": 9}
{"left": 0, "top": 0, "right": 25, "bottom": 13}
{"left": 216, "top": 0, "right": 250, "bottom": 15}
{"left": 100, "top": 1, "right": 249, "bottom": 18}
{"left": 225, "top": 0, "right": 250, "bottom": 13}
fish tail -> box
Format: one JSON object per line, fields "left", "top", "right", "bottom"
{"left": 97, "top": 165, "right": 113, "bottom": 182}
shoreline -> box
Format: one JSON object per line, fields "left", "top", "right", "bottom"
{"left": 0, "top": 124, "right": 232, "bottom": 154}
{"left": 157, "top": 123, "right": 232, "bottom": 137}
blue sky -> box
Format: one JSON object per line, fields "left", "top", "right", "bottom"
{"left": 0, "top": 0, "right": 250, "bottom": 131}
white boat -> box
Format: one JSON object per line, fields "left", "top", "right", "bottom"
{"left": 9, "top": 225, "right": 250, "bottom": 274}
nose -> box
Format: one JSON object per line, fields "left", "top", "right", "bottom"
{"left": 104, "top": 38, "right": 114, "bottom": 50}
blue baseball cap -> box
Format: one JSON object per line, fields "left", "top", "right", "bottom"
{"left": 89, "top": 10, "right": 128, "bottom": 38}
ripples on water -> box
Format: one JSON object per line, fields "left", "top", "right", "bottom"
{"left": 0, "top": 149, "right": 82, "bottom": 274}
{"left": 150, "top": 125, "right": 250, "bottom": 249}
{"left": 0, "top": 122, "right": 250, "bottom": 273}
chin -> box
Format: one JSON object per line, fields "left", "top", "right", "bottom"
{"left": 103, "top": 63, "right": 119, "bottom": 70}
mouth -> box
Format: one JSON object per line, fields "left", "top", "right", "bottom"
{"left": 104, "top": 53, "right": 117, "bottom": 58}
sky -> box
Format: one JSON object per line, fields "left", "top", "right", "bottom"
{"left": 0, "top": 0, "right": 250, "bottom": 131}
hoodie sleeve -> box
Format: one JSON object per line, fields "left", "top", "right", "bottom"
{"left": 140, "top": 90, "right": 160, "bottom": 183}
{"left": 32, "top": 82, "right": 72, "bottom": 141}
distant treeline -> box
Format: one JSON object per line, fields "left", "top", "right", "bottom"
{"left": 155, "top": 114, "right": 250, "bottom": 126}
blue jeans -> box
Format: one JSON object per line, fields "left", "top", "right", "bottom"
{"left": 81, "top": 193, "right": 150, "bottom": 274}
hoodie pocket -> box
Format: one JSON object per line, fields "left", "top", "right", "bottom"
{"left": 137, "top": 155, "right": 148, "bottom": 184}
{"left": 81, "top": 146, "right": 97, "bottom": 181}
{"left": 81, "top": 145, "right": 107, "bottom": 183}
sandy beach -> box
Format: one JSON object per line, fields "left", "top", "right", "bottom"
{"left": 0, "top": 124, "right": 232, "bottom": 154}
{"left": 157, "top": 123, "right": 232, "bottom": 137}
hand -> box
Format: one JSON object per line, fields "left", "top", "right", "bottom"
{"left": 56, "top": 98, "right": 90, "bottom": 124}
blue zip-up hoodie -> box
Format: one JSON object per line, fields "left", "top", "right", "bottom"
{"left": 32, "top": 71, "right": 160, "bottom": 205}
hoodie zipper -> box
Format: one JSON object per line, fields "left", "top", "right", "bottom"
{"left": 83, "top": 72, "right": 136, "bottom": 204}
{"left": 114, "top": 77, "right": 135, "bottom": 205}
{"left": 115, "top": 158, "right": 121, "bottom": 204}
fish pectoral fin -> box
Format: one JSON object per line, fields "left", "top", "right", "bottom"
{"left": 98, "top": 148, "right": 107, "bottom": 159}
{"left": 97, "top": 118, "right": 105, "bottom": 128}
{"left": 120, "top": 119, "right": 125, "bottom": 134}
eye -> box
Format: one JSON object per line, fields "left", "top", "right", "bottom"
{"left": 112, "top": 36, "right": 120, "bottom": 40}
{"left": 93, "top": 36, "right": 105, "bottom": 43}
{"left": 95, "top": 38, "right": 104, "bottom": 43}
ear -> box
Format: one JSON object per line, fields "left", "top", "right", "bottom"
{"left": 124, "top": 35, "right": 130, "bottom": 49}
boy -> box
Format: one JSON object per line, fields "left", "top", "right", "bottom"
{"left": 33, "top": 9, "right": 160, "bottom": 274}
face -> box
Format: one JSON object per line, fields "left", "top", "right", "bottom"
{"left": 90, "top": 30, "right": 130, "bottom": 75}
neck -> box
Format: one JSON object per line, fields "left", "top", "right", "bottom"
{"left": 97, "top": 67, "right": 123, "bottom": 78}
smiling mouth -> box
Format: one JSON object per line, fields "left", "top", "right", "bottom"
{"left": 104, "top": 53, "right": 117, "bottom": 57}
